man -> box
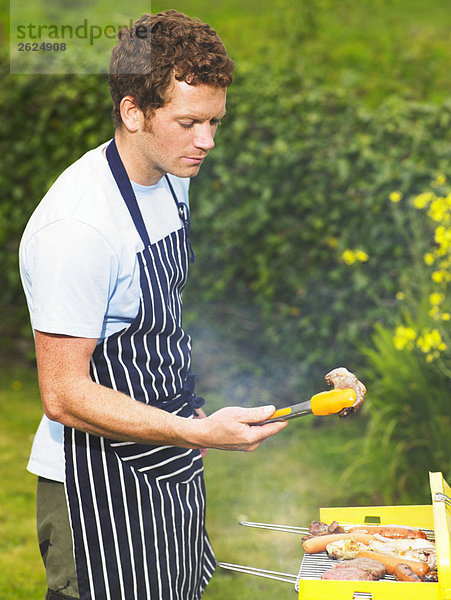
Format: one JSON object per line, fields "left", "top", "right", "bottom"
{"left": 19, "top": 11, "right": 287, "bottom": 600}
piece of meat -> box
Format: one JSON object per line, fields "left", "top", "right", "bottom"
{"left": 325, "top": 367, "right": 366, "bottom": 416}
{"left": 309, "top": 520, "right": 330, "bottom": 536}
{"left": 302, "top": 520, "right": 344, "bottom": 541}
{"left": 322, "top": 567, "right": 373, "bottom": 581}
{"left": 309, "top": 520, "right": 343, "bottom": 535}
{"left": 328, "top": 520, "right": 343, "bottom": 534}
{"left": 330, "top": 558, "right": 386, "bottom": 579}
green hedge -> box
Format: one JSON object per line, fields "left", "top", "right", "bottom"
{"left": 0, "top": 62, "right": 112, "bottom": 349}
{"left": 188, "top": 65, "right": 450, "bottom": 383}
{"left": 1, "top": 56, "right": 450, "bottom": 384}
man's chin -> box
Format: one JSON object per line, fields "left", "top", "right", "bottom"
{"left": 168, "top": 164, "right": 203, "bottom": 179}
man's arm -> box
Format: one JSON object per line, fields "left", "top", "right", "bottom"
{"left": 35, "top": 331, "right": 287, "bottom": 452}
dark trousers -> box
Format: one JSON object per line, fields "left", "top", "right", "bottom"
{"left": 37, "top": 477, "right": 79, "bottom": 600}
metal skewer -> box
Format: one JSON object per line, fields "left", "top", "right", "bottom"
{"left": 218, "top": 562, "right": 297, "bottom": 584}
{"left": 239, "top": 521, "right": 310, "bottom": 534}
{"left": 239, "top": 520, "right": 371, "bottom": 534}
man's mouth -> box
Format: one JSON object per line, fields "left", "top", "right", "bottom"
{"left": 183, "top": 156, "right": 206, "bottom": 165}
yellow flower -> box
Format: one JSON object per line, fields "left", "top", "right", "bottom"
{"left": 435, "top": 174, "right": 447, "bottom": 185}
{"left": 441, "top": 313, "right": 451, "bottom": 321}
{"left": 341, "top": 249, "right": 368, "bottom": 265}
{"left": 389, "top": 191, "right": 402, "bottom": 203}
{"left": 430, "top": 292, "right": 445, "bottom": 305}
{"left": 435, "top": 225, "right": 451, "bottom": 252}
{"left": 355, "top": 250, "right": 369, "bottom": 262}
{"left": 416, "top": 328, "right": 446, "bottom": 355}
{"left": 413, "top": 192, "right": 434, "bottom": 209}
{"left": 396, "top": 292, "right": 405, "bottom": 300}
{"left": 428, "top": 198, "right": 449, "bottom": 223}
{"left": 393, "top": 326, "right": 417, "bottom": 351}
{"left": 341, "top": 249, "right": 355, "bottom": 265}
{"left": 432, "top": 270, "right": 445, "bottom": 283}
{"left": 424, "top": 253, "right": 435, "bottom": 266}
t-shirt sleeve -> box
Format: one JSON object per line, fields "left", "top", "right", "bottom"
{"left": 23, "top": 218, "right": 118, "bottom": 338}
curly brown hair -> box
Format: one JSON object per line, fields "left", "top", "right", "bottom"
{"left": 109, "top": 10, "right": 234, "bottom": 127}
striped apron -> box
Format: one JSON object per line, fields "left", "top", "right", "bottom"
{"left": 64, "top": 139, "right": 216, "bottom": 600}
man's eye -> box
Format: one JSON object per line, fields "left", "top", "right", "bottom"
{"left": 179, "top": 121, "right": 194, "bottom": 129}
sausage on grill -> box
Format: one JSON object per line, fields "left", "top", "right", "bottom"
{"left": 394, "top": 564, "right": 423, "bottom": 582}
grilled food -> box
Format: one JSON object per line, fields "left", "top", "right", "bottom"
{"left": 326, "top": 539, "right": 366, "bottom": 560}
{"left": 348, "top": 525, "right": 427, "bottom": 539}
{"left": 322, "top": 567, "right": 374, "bottom": 581}
{"left": 325, "top": 367, "right": 366, "bottom": 416}
{"left": 394, "top": 564, "right": 423, "bottom": 582}
{"left": 357, "top": 549, "right": 430, "bottom": 577}
{"left": 330, "top": 558, "right": 386, "bottom": 579}
{"left": 368, "top": 537, "right": 436, "bottom": 570}
{"left": 303, "top": 533, "right": 375, "bottom": 554}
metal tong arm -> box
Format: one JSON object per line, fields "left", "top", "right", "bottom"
{"left": 239, "top": 520, "right": 309, "bottom": 534}
{"left": 218, "top": 562, "right": 297, "bottom": 584}
{"left": 260, "top": 400, "right": 312, "bottom": 424}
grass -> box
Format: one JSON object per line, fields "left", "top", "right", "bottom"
{"left": 0, "top": 366, "right": 365, "bottom": 599}
{"left": 0, "top": 368, "right": 46, "bottom": 598}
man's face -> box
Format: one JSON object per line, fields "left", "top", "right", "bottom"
{"left": 138, "top": 79, "right": 227, "bottom": 184}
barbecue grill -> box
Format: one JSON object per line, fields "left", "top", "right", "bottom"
{"left": 219, "top": 472, "right": 451, "bottom": 599}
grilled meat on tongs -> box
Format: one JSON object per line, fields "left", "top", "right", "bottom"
{"left": 325, "top": 367, "right": 366, "bottom": 417}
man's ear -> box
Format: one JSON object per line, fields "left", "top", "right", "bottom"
{"left": 119, "top": 96, "right": 144, "bottom": 132}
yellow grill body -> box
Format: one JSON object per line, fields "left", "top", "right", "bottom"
{"left": 298, "top": 472, "right": 451, "bottom": 600}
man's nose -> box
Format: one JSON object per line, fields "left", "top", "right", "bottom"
{"left": 193, "top": 124, "right": 215, "bottom": 151}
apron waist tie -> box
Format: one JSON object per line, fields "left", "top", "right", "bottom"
{"left": 159, "top": 374, "right": 205, "bottom": 413}
{"left": 181, "top": 373, "right": 205, "bottom": 410}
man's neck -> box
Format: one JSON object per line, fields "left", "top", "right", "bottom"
{"left": 113, "top": 128, "right": 163, "bottom": 186}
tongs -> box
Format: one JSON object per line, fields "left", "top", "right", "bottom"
{"left": 260, "top": 388, "right": 357, "bottom": 424}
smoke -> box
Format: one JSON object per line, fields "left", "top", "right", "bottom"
{"left": 187, "top": 306, "right": 320, "bottom": 412}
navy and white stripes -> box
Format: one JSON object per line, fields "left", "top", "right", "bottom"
{"left": 89, "top": 227, "right": 191, "bottom": 403}
{"left": 66, "top": 426, "right": 215, "bottom": 599}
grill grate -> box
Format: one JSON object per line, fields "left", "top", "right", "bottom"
{"left": 294, "top": 526, "right": 435, "bottom": 592}
{"left": 295, "top": 551, "right": 396, "bottom": 591}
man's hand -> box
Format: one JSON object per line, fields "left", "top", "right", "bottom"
{"left": 190, "top": 405, "right": 288, "bottom": 452}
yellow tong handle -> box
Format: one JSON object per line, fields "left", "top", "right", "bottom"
{"left": 270, "top": 388, "right": 357, "bottom": 420}
{"left": 310, "top": 388, "right": 357, "bottom": 415}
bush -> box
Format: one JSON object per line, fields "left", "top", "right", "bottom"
{"left": 342, "top": 181, "right": 451, "bottom": 503}
{"left": 0, "top": 55, "right": 112, "bottom": 355}
{"left": 342, "top": 323, "right": 450, "bottom": 504}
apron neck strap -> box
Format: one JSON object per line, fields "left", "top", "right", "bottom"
{"left": 106, "top": 138, "right": 151, "bottom": 247}
{"left": 165, "top": 174, "right": 195, "bottom": 263}
{"left": 106, "top": 138, "right": 195, "bottom": 261}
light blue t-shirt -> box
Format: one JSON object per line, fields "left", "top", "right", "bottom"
{"left": 19, "top": 140, "right": 190, "bottom": 482}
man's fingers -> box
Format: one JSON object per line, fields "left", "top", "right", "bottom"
{"left": 241, "top": 404, "right": 276, "bottom": 424}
